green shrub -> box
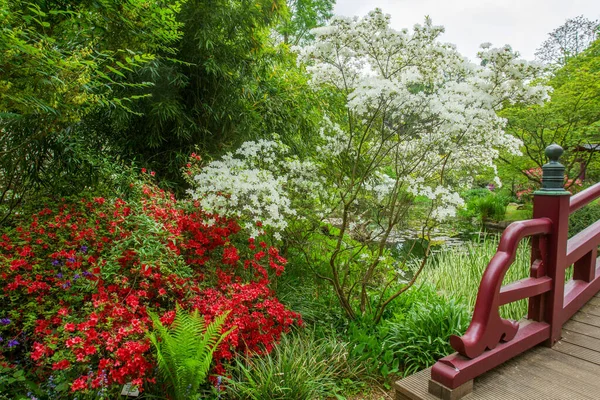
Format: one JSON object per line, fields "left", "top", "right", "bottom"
{"left": 382, "top": 285, "right": 469, "bottom": 377}
{"left": 344, "top": 285, "right": 468, "bottom": 382}
{"left": 473, "top": 195, "right": 509, "bottom": 222}
{"left": 346, "top": 321, "right": 393, "bottom": 381}
{"left": 569, "top": 200, "right": 600, "bottom": 238}
{"left": 460, "top": 189, "right": 510, "bottom": 223}
{"left": 422, "top": 235, "right": 531, "bottom": 320}
{"left": 226, "top": 330, "right": 364, "bottom": 399}
{"left": 275, "top": 280, "right": 347, "bottom": 333}
{"left": 462, "top": 188, "right": 494, "bottom": 201}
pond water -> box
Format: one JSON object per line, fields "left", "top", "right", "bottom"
{"left": 388, "top": 227, "right": 482, "bottom": 260}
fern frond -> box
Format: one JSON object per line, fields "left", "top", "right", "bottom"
{"left": 147, "top": 306, "right": 235, "bottom": 400}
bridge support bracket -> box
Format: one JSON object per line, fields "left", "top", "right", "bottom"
{"left": 428, "top": 378, "right": 473, "bottom": 400}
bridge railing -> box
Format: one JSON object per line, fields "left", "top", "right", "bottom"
{"left": 429, "top": 145, "right": 600, "bottom": 398}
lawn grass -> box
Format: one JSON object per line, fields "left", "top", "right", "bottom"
{"left": 503, "top": 204, "right": 532, "bottom": 222}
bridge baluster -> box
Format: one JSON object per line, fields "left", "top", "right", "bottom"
{"left": 429, "top": 144, "right": 576, "bottom": 397}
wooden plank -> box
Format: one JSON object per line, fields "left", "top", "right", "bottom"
{"left": 571, "top": 311, "right": 600, "bottom": 328}
{"left": 564, "top": 320, "right": 600, "bottom": 340}
{"left": 580, "top": 302, "right": 600, "bottom": 317}
{"left": 587, "top": 296, "right": 600, "bottom": 306}
{"left": 560, "top": 329, "right": 600, "bottom": 352}
{"left": 499, "top": 277, "right": 552, "bottom": 305}
{"left": 396, "top": 357, "right": 546, "bottom": 400}
{"left": 566, "top": 221, "right": 600, "bottom": 266}
{"left": 483, "top": 347, "right": 592, "bottom": 399}
{"left": 563, "top": 278, "right": 600, "bottom": 322}
{"left": 517, "top": 347, "right": 600, "bottom": 396}
{"left": 553, "top": 340, "right": 600, "bottom": 366}
{"left": 476, "top": 364, "right": 574, "bottom": 399}
{"left": 396, "top": 348, "right": 597, "bottom": 399}
{"left": 394, "top": 369, "right": 441, "bottom": 400}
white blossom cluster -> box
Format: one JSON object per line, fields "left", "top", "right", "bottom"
{"left": 296, "top": 9, "right": 550, "bottom": 221}
{"left": 406, "top": 178, "right": 465, "bottom": 220}
{"left": 188, "top": 139, "right": 320, "bottom": 238}
{"left": 364, "top": 172, "right": 396, "bottom": 202}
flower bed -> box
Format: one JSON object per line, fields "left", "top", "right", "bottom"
{"left": 0, "top": 177, "right": 299, "bottom": 397}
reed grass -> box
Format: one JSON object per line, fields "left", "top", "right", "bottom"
{"left": 422, "top": 235, "right": 530, "bottom": 320}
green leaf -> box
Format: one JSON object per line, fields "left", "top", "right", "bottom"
{"left": 106, "top": 66, "right": 126, "bottom": 78}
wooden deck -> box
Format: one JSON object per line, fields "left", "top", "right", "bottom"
{"left": 395, "top": 295, "right": 600, "bottom": 400}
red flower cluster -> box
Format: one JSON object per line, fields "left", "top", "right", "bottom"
{"left": 0, "top": 180, "right": 300, "bottom": 394}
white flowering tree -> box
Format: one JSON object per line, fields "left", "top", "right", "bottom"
{"left": 188, "top": 139, "right": 320, "bottom": 239}
{"left": 291, "top": 9, "right": 549, "bottom": 322}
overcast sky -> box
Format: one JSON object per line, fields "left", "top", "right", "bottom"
{"left": 333, "top": 0, "right": 600, "bottom": 61}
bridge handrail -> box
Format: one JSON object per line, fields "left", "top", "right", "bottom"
{"left": 449, "top": 218, "right": 552, "bottom": 358}
{"left": 429, "top": 144, "right": 600, "bottom": 396}
{"left": 570, "top": 181, "right": 600, "bottom": 213}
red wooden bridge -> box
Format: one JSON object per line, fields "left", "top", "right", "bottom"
{"left": 395, "top": 145, "right": 600, "bottom": 400}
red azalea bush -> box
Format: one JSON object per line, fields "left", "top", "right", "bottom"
{"left": 0, "top": 176, "right": 300, "bottom": 396}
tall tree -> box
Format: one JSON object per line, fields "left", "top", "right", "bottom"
{"left": 535, "top": 15, "right": 598, "bottom": 66}
{"left": 293, "top": 10, "right": 548, "bottom": 322}
{"left": 500, "top": 37, "right": 600, "bottom": 187}
{"left": 97, "top": 0, "right": 324, "bottom": 190}
{"left": 277, "top": 0, "right": 335, "bottom": 45}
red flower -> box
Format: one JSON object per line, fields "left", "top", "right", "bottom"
{"left": 222, "top": 247, "right": 240, "bottom": 265}
{"left": 52, "top": 359, "right": 71, "bottom": 370}
{"left": 159, "top": 310, "right": 176, "bottom": 325}
{"left": 71, "top": 376, "right": 88, "bottom": 391}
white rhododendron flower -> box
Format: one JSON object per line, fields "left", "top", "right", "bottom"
{"left": 189, "top": 139, "right": 321, "bottom": 237}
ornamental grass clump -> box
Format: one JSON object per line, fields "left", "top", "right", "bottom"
{"left": 0, "top": 173, "right": 299, "bottom": 397}
{"left": 226, "top": 329, "right": 364, "bottom": 399}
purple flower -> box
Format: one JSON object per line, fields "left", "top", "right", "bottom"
{"left": 62, "top": 281, "right": 71, "bottom": 289}
{"left": 7, "top": 339, "right": 19, "bottom": 348}
{"left": 0, "top": 336, "right": 3, "bottom": 342}
{"left": 74, "top": 274, "right": 80, "bottom": 280}
{"left": 52, "top": 259, "right": 61, "bottom": 266}
{"left": 0, "top": 318, "right": 10, "bottom": 326}
{"left": 82, "top": 271, "right": 92, "bottom": 278}
{"left": 80, "top": 245, "right": 88, "bottom": 253}
{"left": 56, "top": 273, "right": 63, "bottom": 279}
{"left": 67, "top": 257, "right": 76, "bottom": 263}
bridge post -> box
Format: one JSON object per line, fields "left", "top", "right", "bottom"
{"left": 531, "top": 144, "right": 571, "bottom": 346}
